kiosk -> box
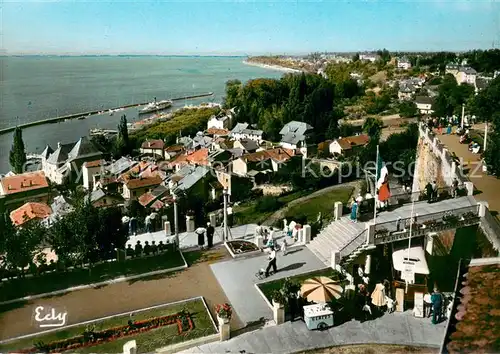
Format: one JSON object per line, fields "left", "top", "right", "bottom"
{"left": 303, "top": 304, "right": 334, "bottom": 330}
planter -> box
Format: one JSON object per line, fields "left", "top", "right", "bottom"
{"left": 217, "top": 315, "right": 230, "bottom": 325}
{"left": 224, "top": 240, "right": 261, "bottom": 259}
{"left": 272, "top": 300, "right": 284, "bottom": 309}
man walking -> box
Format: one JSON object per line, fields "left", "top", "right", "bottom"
{"left": 265, "top": 246, "right": 277, "bottom": 277}
{"left": 206, "top": 222, "right": 215, "bottom": 249}
{"left": 195, "top": 226, "right": 206, "bottom": 249}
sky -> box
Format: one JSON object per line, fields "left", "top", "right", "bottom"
{"left": 1, "top": 0, "right": 499, "bottom": 55}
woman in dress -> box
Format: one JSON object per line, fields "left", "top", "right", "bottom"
{"left": 371, "top": 282, "right": 387, "bottom": 317}
{"left": 350, "top": 198, "right": 358, "bottom": 223}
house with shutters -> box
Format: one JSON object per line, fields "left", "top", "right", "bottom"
{"left": 279, "top": 121, "right": 313, "bottom": 156}
{"left": 140, "top": 139, "right": 165, "bottom": 159}
{"left": 329, "top": 134, "right": 370, "bottom": 156}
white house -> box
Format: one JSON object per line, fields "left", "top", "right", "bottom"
{"left": 230, "top": 123, "right": 264, "bottom": 142}
{"left": 414, "top": 96, "right": 434, "bottom": 115}
{"left": 82, "top": 159, "right": 105, "bottom": 190}
{"left": 207, "top": 113, "right": 230, "bottom": 130}
{"left": 455, "top": 67, "right": 477, "bottom": 86}
{"left": 279, "top": 121, "right": 313, "bottom": 156}
{"left": 329, "top": 134, "right": 370, "bottom": 156}
{"left": 397, "top": 57, "right": 412, "bottom": 70}
{"left": 359, "top": 53, "right": 380, "bottom": 62}
{"left": 140, "top": 139, "right": 165, "bottom": 159}
{"left": 41, "top": 137, "right": 102, "bottom": 185}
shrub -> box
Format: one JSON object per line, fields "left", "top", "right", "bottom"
{"left": 215, "top": 303, "right": 232, "bottom": 319}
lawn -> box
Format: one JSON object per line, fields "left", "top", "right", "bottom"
{"left": 284, "top": 187, "right": 354, "bottom": 223}
{"left": 0, "top": 298, "right": 216, "bottom": 353}
{"left": 257, "top": 268, "right": 345, "bottom": 304}
{"left": 0, "top": 248, "right": 185, "bottom": 303}
{"left": 294, "top": 344, "right": 437, "bottom": 354}
{"left": 233, "top": 190, "right": 309, "bottom": 225}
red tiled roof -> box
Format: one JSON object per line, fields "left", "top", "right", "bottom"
{"left": 206, "top": 128, "right": 229, "bottom": 136}
{"left": 84, "top": 159, "right": 105, "bottom": 168}
{"left": 165, "top": 145, "right": 185, "bottom": 152}
{"left": 168, "top": 148, "right": 209, "bottom": 167}
{"left": 0, "top": 171, "right": 49, "bottom": 196}
{"left": 10, "top": 202, "right": 52, "bottom": 226}
{"left": 141, "top": 139, "right": 165, "bottom": 150}
{"left": 125, "top": 175, "right": 163, "bottom": 190}
{"left": 138, "top": 192, "right": 156, "bottom": 207}
{"left": 243, "top": 148, "right": 292, "bottom": 163}
{"left": 446, "top": 262, "right": 500, "bottom": 354}
{"left": 119, "top": 161, "right": 151, "bottom": 182}
{"left": 336, "top": 134, "right": 370, "bottom": 150}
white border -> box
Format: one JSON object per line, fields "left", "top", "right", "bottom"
{"left": 224, "top": 241, "right": 262, "bottom": 259}
{"left": 0, "top": 250, "right": 188, "bottom": 306}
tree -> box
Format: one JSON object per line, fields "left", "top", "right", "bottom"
{"left": 398, "top": 101, "right": 418, "bottom": 118}
{"left": 114, "top": 115, "right": 130, "bottom": 157}
{"left": 362, "top": 117, "right": 383, "bottom": 141}
{"left": 376, "top": 49, "right": 391, "bottom": 64}
{"left": 9, "top": 127, "right": 27, "bottom": 174}
{"left": 4, "top": 219, "right": 45, "bottom": 277}
{"left": 472, "top": 76, "right": 500, "bottom": 175}
{"left": 0, "top": 213, "right": 15, "bottom": 275}
{"left": 352, "top": 53, "right": 360, "bottom": 62}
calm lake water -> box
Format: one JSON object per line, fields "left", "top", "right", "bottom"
{"left": 0, "top": 56, "right": 283, "bottom": 173}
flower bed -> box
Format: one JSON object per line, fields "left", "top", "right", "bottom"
{"left": 19, "top": 312, "right": 193, "bottom": 353}
{"left": 225, "top": 240, "right": 261, "bottom": 258}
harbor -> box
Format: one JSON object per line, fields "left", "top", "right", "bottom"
{"left": 0, "top": 92, "right": 214, "bottom": 136}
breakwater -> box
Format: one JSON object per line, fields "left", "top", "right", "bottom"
{"left": 0, "top": 92, "right": 214, "bottom": 136}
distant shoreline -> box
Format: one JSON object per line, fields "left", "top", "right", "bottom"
{"left": 242, "top": 60, "right": 302, "bottom": 73}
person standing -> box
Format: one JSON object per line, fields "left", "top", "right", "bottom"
{"left": 265, "top": 246, "right": 277, "bottom": 277}
{"left": 371, "top": 282, "right": 387, "bottom": 317}
{"left": 431, "top": 287, "right": 444, "bottom": 324}
{"left": 426, "top": 182, "right": 433, "bottom": 203}
{"left": 281, "top": 238, "right": 287, "bottom": 256}
{"left": 206, "top": 222, "right": 215, "bottom": 249}
{"left": 350, "top": 198, "right": 358, "bottom": 223}
{"left": 451, "top": 178, "right": 459, "bottom": 198}
{"left": 195, "top": 226, "right": 206, "bottom": 249}
{"left": 431, "top": 180, "right": 438, "bottom": 202}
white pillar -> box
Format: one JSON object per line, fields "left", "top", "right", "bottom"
{"left": 464, "top": 181, "right": 474, "bottom": 196}
{"left": 331, "top": 250, "right": 341, "bottom": 268}
{"left": 163, "top": 221, "right": 171, "bottom": 236}
{"left": 364, "top": 254, "right": 371, "bottom": 275}
{"left": 255, "top": 235, "right": 264, "bottom": 248}
{"left": 173, "top": 195, "right": 179, "bottom": 247}
{"left": 186, "top": 216, "right": 195, "bottom": 232}
{"left": 217, "top": 316, "right": 231, "bottom": 341}
{"left": 123, "top": 340, "right": 137, "bottom": 354}
{"left": 484, "top": 122, "right": 488, "bottom": 152}
{"left": 223, "top": 188, "right": 228, "bottom": 242}
{"left": 210, "top": 213, "right": 217, "bottom": 227}
{"left": 283, "top": 218, "right": 288, "bottom": 232}
{"left": 303, "top": 224, "right": 311, "bottom": 244}
{"left": 425, "top": 232, "right": 436, "bottom": 255}
{"left": 366, "top": 222, "right": 375, "bottom": 245}
{"left": 273, "top": 302, "right": 285, "bottom": 325}
{"left": 334, "top": 201, "right": 343, "bottom": 221}
{"left": 478, "top": 201, "right": 489, "bottom": 217}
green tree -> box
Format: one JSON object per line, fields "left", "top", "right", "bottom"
{"left": 9, "top": 127, "right": 27, "bottom": 174}
{"left": 362, "top": 117, "right": 383, "bottom": 141}
{"left": 398, "top": 101, "right": 418, "bottom": 118}
{"left": 223, "top": 79, "right": 242, "bottom": 109}
{"left": 352, "top": 53, "right": 360, "bottom": 62}
{"left": 114, "top": 115, "right": 130, "bottom": 157}
{"left": 472, "top": 76, "right": 500, "bottom": 175}
{"left": 0, "top": 213, "right": 15, "bottom": 275}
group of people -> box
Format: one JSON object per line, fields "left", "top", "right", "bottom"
{"left": 126, "top": 239, "right": 170, "bottom": 257}
{"left": 425, "top": 180, "right": 439, "bottom": 203}
{"left": 194, "top": 222, "right": 215, "bottom": 249}
{"left": 356, "top": 280, "right": 393, "bottom": 322}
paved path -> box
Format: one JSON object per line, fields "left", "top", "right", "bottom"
{"left": 437, "top": 131, "right": 500, "bottom": 214}
{"left": 178, "top": 311, "right": 447, "bottom": 353}
{"left": 210, "top": 246, "right": 325, "bottom": 326}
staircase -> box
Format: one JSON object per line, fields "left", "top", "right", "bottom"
{"left": 307, "top": 217, "right": 368, "bottom": 266}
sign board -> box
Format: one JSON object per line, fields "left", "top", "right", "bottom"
{"left": 401, "top": 263, "right": 415, "bottom": 284}
{"left": 33, "top": 306, "right": 67, "bottom": 328}
{"left": 413, "top": 292, "right": 424, "bottom": 318}
{"left": 396, "top": 288, "right": 405, "bottom": 312}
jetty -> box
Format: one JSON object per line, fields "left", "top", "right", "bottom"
{"left": 0, "top": 92, "right": 214, "bottom": 136}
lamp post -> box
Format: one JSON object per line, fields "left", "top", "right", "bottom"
{"left": 223, "top": 188, "right": 228, "bottom": 243}
{"left": 173, "top": 193, "right": 179, "bottom": 249}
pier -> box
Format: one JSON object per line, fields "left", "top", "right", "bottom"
{"left": 0, "top": 92, "right": 214, "bottom": 136}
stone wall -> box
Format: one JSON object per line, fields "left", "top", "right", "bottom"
{"left": 412, "top": 123, "right": 471, "bottom": 193}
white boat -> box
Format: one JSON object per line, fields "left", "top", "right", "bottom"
{"left": 139, "top": 99, "right": 173, "bottom": 114}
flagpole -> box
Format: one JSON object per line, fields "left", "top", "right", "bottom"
{"left": 373, "top": 145, "right": 380, "bottom": 223}
{"left": 405, "top": 198, "right": 415, "bottom": 293}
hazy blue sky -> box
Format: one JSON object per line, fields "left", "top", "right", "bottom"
{"left": 2, "top": 0, "right": 499, "bottom": 55}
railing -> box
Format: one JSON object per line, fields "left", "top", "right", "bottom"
{"left": 339, "top": 229, "right": 367, "bottom": 260}
{"left": 481, "top": 209, "right": 500, "bottom": 251}
{"left": 373, "top": 205, "right": 480, "bottom": 244}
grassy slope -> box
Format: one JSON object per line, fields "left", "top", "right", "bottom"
{"left": 0, "top": 249, "right": 185, "bottom": 303}
{"left": 0, "top": 298, "right": 215, "bottom": 353}
{"left": 284, "top": 187, "right": 354, "bottom": 222}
